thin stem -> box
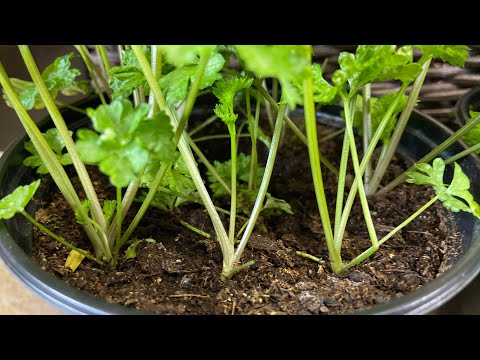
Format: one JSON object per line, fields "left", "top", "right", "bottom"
{"left": 302, "top": 78, "right": 341, "bottom": 273}
{"left": 343, "top": 97, "right": 378, "bottom": 248}
{"left": 98, "top": 45, "right": 111, "bottom": 74}
{"left": 363, "top": 83, "right": 372, "bottom": 188}
{"left": 188, "top": 114, "right": 218, "bottom": 137}
{"left": 235, "top": 220, "right": 249, "bottom": 241}
{"left": 179, "top": 220, "right": 211, "bottom": 238}
{"left": 131, "top": 45, "right": 234, "bottom": 273}
{"left": 173, "top": 49, "right": 211, "bottom": 144}
{"left": 137, "top": 85, "right": 146, "bottom": 105}
{"left": 228, "top": 124, "right": 237, "bottom": 246}
{"left": 107, "top": 175, "right": 143, "bottom": 245}
{"left": 444, "top": 143, "right": 480, "bottom": 165}
{"left": 0, "top": 62, "right": 109, "bottom": 260}
{"left": 154, "top": 185, "right": 247, "bottom": 221}
{"left": 54, "top": 100, "right": 87, "bottom": 115}
{"left": 334, "top": 84, "right": 409, "bottom": 252}
{"left": 118, "top": 162, "right": 170, "bottom": 252}
{"left": 235, "top": 121, "right": 247, "bottom": 152}
{"left": 233, "top": 104, "right": 287, "bottom": 265}
{"left": 19, "top": 46, "right": 109, "bottom": 248}
{"left": 73, "top": 46, "right": 107, "bottom": 105}
{"left": 262, "top": 80, "right": 275, "bottom": 131}
{"left": 95, "top": 46, "right": 107, "bottom": 78}
{"left": 380, "top": 112, "right": 480, "bottom": 194}
{"left": 368, "top": 58, "right": 432, "bottom": 195}
{"left": 148, "top": 45, "right": 162, "bottom": 117}
{"left": 246, "top": 88, "right": 259, "bottom": 190}
{"left": 74, "top": 45, "right": 111, "bottom": 97}
{"left": 116, "top": 187, "right": 122, "bottom": 251}
{"left": 341, "top": 195, "right": 439, "bottom": 273}
{"left": 318, "top": 128, "right": 345, "bottom": 144}
{"left": 117, "top": 45, "right": 124, "bottom": 63}
{"left": 186, "top": 133, "right": 232, "bottom": 195}
{"left": 193, "top": 134, "right": 250, "bottom": 143}
{"left": 222, "top": 260, "right": 255, "bottom": 280}
{"left": 22, "top": 211, "right": 105, "bottom": 266}
{"left": 272, "top": 78, "right": 279, "bottom": 103}
{"left": 296, "top": 251, "right": 323, "bottom": 263}
{"left": 334, "top": 125, "right": 351, "bottom": 241}
{"left": 255, "top": 81, "right": 339, "bottom": 177}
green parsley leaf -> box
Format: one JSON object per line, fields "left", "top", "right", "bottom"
{"left": 235, "top": 45, "right": 312, "bottom": 109}
{"left": 406, "top": 158, "right": 480, "bottom": 218}
{"left": 212, "top": 75, "right": 253, "bottom": 125}
{"left": 0, "top": 180, "right": 40, "bottom": 220}
{"left": 23, "top": 128, "right": 73, "bottom": 175}
{"left": 415, "top": 45, "right": 470, "bottom": 67}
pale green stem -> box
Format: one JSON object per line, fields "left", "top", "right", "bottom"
{"left": 148, "top": 45, "right": 162, "bottom": 117}
{"left": 54, "top": 100, "right": 87, "bottom": 115}
{"left": 22, "top": 211, "right": 105, "bottom": 266}
{"left": 179, "top": 220, "right": 211, "bottom": 238}
{"left": 296, "top": 251, "right": 323, "bottom": 263}
{"left": 173, "top": 49, "right": 211, "bottom": 144}
{"left": 186, "top": 133, "right": 231, "bottom": 195}
{"left": 228, "top": 124, "right": 237, "bottom": 246}
{"left": 73, "top": 46, "right": 108, "bottom": 105}
{"left": 193, "top": 134, "right": 250, "bottom": 143}
{"left": 250, "top": 91, "right": 261, "bottom": 190}
{"left": 222, "top": 260, "right": 255, "bottom": 280}
{"left": 334, "top": 84, "right": 409, "bottom": 253}
{"left": 246, "top": 88, "right": 258, "bottom": 190}
{"left": 318, "top": 128, "right": 345, "bottom": 144}
{"left": 131, "top": 45, "right": 234, "bottom": 274}
{"left": 116, "top": 187, "right": 122, "bottom": 251}
{"left": 363, "top": 83, "right": 372, "bottom": 188}
{"left": 117, "top": 162, "right": 169, "bottom": 252}
{"left": 334, "top": 123, "right": 351, "bottom": 240}
{"left": 272, "top": 78, "right": 279, "bottom": 103}
{"left": 154, "top": 185, "right": 247, "bottom": 221}
{"left": 137, "top": 85, "right": 146, "bottom": 105}
{"left": 380, "top": 112, "right": 480, "bottom": 194}
{"left": 341, "top": 195, "right": 439, "bottom": 273}
{"left": 96, "top": 45, "right": 111, "bottom": 81}
{"left": 368, "top": 58, "right": 432, "bottom": 195}
{"left": 233, "top": 104, "right": 287, "bottom": 265}
{"left": 95, "top": 45, "right": 109, "bottom": 82}
{"left": 235, "top": 220, "right": 249, "bottom": 241}
{"left": 18, "top": 46, "right": 109, "bottom": 252}
{"left": 188, "top": 114, "right": 218, "bottom": 137}
{"left": 444, "top": 143, "right": 480, "bottom": 165}
{"left": 0, "top": 62, "right": 109, "bottom": 260}
{"left": 255, "top": 81, "right": 339, "bottom": 177}
{"left": 302, "top": 78, "right": 341, "bottom": 273}
{"left": 235, "top": 121, "right": 247, "bottom": 152}
{"left": 342, "top": 97, "right": 379, "bottom": 248}
{"left": 263, "top": 80, "right": 275, "bottom": 131}
{"left": 74, "top": 45, "right": 111, "bottom": 97}
{"left": 107, "top": 174, "right": 143, "bottom": 245}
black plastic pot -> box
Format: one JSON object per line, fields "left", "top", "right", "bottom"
{"left": 0, "top": 98, "right": 479, "bottom": 315}
{"left": 455, "top": 86, "right": 480, "bottom": 127}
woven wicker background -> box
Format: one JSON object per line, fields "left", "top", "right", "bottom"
{"left": 87, "top": 45, "right": 480, "bottom": 129}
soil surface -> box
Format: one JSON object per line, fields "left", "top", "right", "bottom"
{"left": 31, "top": 122, "right": 462, "bottom": 315}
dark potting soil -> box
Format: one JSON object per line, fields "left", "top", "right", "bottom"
{"left": 31, "top": 124, "right": 461, "bottom": 315}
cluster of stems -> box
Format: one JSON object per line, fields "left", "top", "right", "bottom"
{"left": 2, "top": 45, "right": 479, "bottom": 278}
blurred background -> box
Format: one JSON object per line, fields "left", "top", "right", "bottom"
{"left": 0, "top": 45, "right": 479, "bottom": 314}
